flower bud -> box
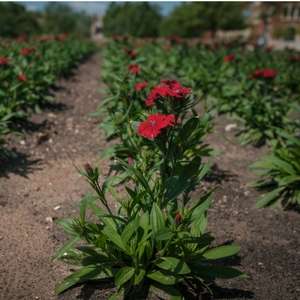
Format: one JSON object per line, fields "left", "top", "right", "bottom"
{"left": 175, "top": 212, "right": 182, "bottom": 225}
{"left": 84, "top": 163, "right": 93, "bottom": 174}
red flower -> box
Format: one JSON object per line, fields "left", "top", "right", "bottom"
{"left": 135, "top": 81, "right": 148, "bottom": 91}
{"left": 224, "top": 54, "right": 235, "bottom": 62}
{"left": 125, "top": 49, "right": 137, "bottom": 59}
{"left": 20, "top": 47, "right": 35, "bottom": 56}
{"left": 252, "top": 68, "right": 277, "bottom": 80}
{"left": 138, "top": 113, "right": 175, "bottom": 140}
{"left": 0, "top": 56, "right": 9, "bottom": 66}
{"left": 145, "top": 80, "right": 191, "bottom": 107}
{"left": 18, "top": 73, "right": 27, "bottom": 82}
{"left": 128, "top": 64, "right": 140, "bottom": 75}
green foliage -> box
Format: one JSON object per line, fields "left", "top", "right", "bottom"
{"left": 103, "top": 3, "right": 162, "bottom": 37}
{"left": 160, "top": 2, "right": 246, "bottom": 37}
{"left": 0, "top": 2, "right": 40, "bottom": 37}
{"left": 251, "top": 133, "right": 300, "bottom": 209}
{"left": 55, "top": 38, "right": 244, "bottom": 298}
{"left": 42, "top": 3, "right": 92, "bottom": 37}
{"left": 0, "top": 37, "right": 95, "bottom": 150}
{"left": 0, "top": 2, "right": 92, "bottom": 38}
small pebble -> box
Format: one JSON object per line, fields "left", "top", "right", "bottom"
{"left": 225, "top": 123, "right": 237, "bottom": 132}
{"left": 45, "top": 216, "right": 53, "bottom": 223}
{"left": 53, "top": 205, "right": 61, "bottom": 211}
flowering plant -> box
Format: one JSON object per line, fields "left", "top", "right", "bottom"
{"left": 0, "top": 36, "right": 95, "bottom": 149}
{"left": 56, "top": 38, "right": 244, "bottom": 299}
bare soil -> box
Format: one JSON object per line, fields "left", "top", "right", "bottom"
{"left": 0, "top": 54, "right": 299, "bottom": 300}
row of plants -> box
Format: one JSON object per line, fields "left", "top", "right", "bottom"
{"left": 104, "top": 37, "right": 300, "bottom": 209}
{"left": 0, "top": 34, "right": 95, "bottom": 150}
{"left": 54, "top": 38, "right": 245, "bottom": 299}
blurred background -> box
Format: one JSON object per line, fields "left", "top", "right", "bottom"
{"left": 1, "top": 2, "right": 300, "bottom": 48}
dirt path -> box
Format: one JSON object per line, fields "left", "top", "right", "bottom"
{"left": 0, "top": 53, "right": 108, "bottom": 300}
{"left": 204, "top": 116, "right": 300, "bottom": 300}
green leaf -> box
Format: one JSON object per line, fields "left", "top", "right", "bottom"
{"left": 150, "top": 203, "right": 165, "bottom": 235}
{"left": 147, "top": 271, "right": 177, "bottom": 285}
{"left": 133, "top": 269, "right": 146, "bottom": 285}
{"left": 256, "top": 187, "right": 284, "bottom": 208}
{"left": 194, "top": 265, "right": 246, "bottom": 279}
{"left": 115, "top": 266, "right": 135, "bottom": 288}
{"left": 121, "top": 218, "right": 138, "bottom": 245}
{"left": 165, "top": 176, "right": 189, "bottom": 200}
{"left": 55, "top": 265, "right": 112, "bottom": 294}
{"left": 203, "top": 244, "right": 240, "bottom": 260}
{"left": 79, "top": 193, "right": 98, "bottom": 222}
{"left": 102, "top": 224, "right": 128, "bottom": 254}
{"left": 56, "top": 218, "right": 77, "bottom": 236}
{"left": 156, "top": 257, "right": 191, "bottom": 275}
{"left": 155, "top": 228, "right": 174, "bottom": 241}
{"left": 52, "top": 237, "right": 80, "bottom": 260}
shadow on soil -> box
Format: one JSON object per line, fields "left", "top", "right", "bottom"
{"left": 0, "top": 148, "right": 42, "bottom": 178}
{"left": 212, "top": 285, "right": 254, "bottom": 299}
{"left": 205, "top": 164, "right": 237, "bottom": 184}
{"left": 58, "top": 281, "right": 114, "bottom": 300}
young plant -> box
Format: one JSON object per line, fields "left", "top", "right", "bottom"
{"left": 251, "top": 132, "right": 300, "bottom": 209}
{"left": 55, "top": 161, "right": 244, "bottom": 299}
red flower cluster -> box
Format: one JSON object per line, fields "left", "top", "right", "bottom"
{"left": 125, "top": 49, "right": 137, "bottom": 59}
{"left": 128, "top": 64, "right": 140, "bottom": 75}
{"left": 135, "top": 81, "right": 148, "bottom": 92}
{"left": 252, "top": 68, "right": 277, "bottom": 80}
{"left": 0, "top": 56, "right": 9, "bottom": 66}
{"left": 20, "top": 47, "right": 35, "bottom": 57}
{"left": 145, "top": 80, "right": 191, "bottom": 107}
{"left": 138, "top": 113, "right": 175, "bottom": 140}
{"left": 224, "top": 54, "right": 235, "bottom": 62}
{"left": 18, "top": 73, "right": 27, "bottom": 82}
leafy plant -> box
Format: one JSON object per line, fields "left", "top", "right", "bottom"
{"left": 55, "top": 39, "right": 244, "bottom": 299}
{"left": 0, "top": 35, "right": 95, "bottom": 152}
{"left": 251, "top": 132, "right": 300, "bottom": 208}
{"left": 55, "top": 162, "right": 244, "bottom": 299}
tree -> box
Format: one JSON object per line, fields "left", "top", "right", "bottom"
{"left": 42, "top": 3, "right": 92, "bottom": 37}
{"left": 0, "top": 3, "right": 40, "bottom": 37}
{"left": 160, "top": 2, "right": 247, "bottom": 38}
{"left": 103, "top": 2, "right": 162, "bottom": 37}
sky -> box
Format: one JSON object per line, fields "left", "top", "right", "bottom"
{"left": 21, "top": 1, "right": 181, "bottom": 16}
